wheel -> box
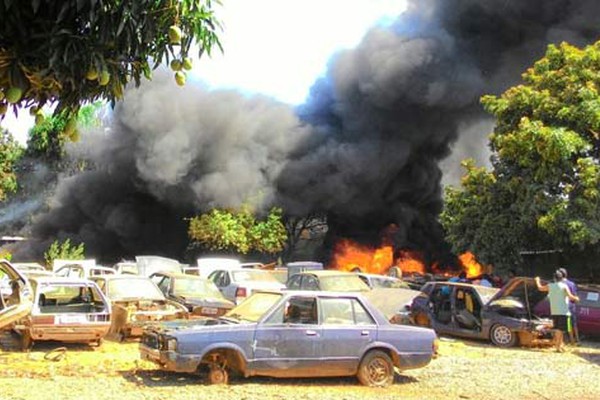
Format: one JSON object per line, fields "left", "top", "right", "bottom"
{"left": 20, "top": 331, "right": 33, "bottom": 352}
{"left": 490, "top": 324, "right": 517, "bottom": 347}
{"left": 207, "top": 366, "right": 229, "bottom": 385}
{"left": 357, "top": 350, "right": 394, "bottom": 387}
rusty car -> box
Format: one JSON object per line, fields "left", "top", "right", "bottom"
{"left": 149, "top": 271, "right": 235, "bottom": 317}
{"left": 91, "top": 275, "right": 188, "bottom": 340}
{"left": 0, "top": 259, "right": 33, "bottom": 331}
{"left": 14, "top": 276, "right": 111, "bottom": 349}
{"left": 410, "top": 278, "right": 555, "bottom": 347}
{"left": 140, "top": 290, "right": 438, "bottom": 386}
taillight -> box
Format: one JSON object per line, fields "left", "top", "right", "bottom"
{"left": 235, "top": 287, "right": 247, "bottom": 298}
{"left": 432, "top": 337, "right": 440, "bottom": 359}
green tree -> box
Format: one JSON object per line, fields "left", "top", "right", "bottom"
{"left": 188, "top": 206, "right": 288, "bottom": 255}
{"left": 0, "top": 128, "right": 23, "bottom": 201}
{"left": 0, "top": 0, "right": 221, "bottom": 119}
{"left": 442, "top": 41, "right": 600, "bottom": 270}
{"left": 44, "top": 238, "right": 85, "bottom": 268}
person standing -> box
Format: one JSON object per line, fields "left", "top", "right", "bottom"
{"left": 558, "top": 267, "right": 580, "bottom": 344}
{"left": 535, "top": 270, "right": 579, "bottom": 352}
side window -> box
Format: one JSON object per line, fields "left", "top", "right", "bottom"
{"left": 157, "top": 277, "right": 170, "bottom": 294}
{"left": 222, "top": 272, "right": 231, "bottom": 286}
{"left": 287, "top": 275, "right": 301, "bottom": 290}
{"left": 280, "top": 297, "right": 317, "bottom": 324}
{"left": 303, "top": 276, "right": 319, "bottom": 291}
{"left": 208, "top": 271, "right": 221, "bottom": 286}
{"left": 320, "top": 298, "right": 375, "bottom": 325}
{"left": 352, "top": 299, "right": 375, "bottom": 325}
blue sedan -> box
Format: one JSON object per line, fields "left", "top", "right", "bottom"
{"left": 140, "top": 290, "right": 437, "bottom": 386}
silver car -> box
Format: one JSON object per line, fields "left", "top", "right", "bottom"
{"left": 140, "top": 290, "right": 437, "bottom": 386}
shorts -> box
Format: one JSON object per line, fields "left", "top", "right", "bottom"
{"left": 551, "top": 315, "right": 572, "bottom": 334}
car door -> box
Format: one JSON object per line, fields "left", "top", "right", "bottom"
{"left": 317, "top": 296, "right": 377, "bottom": 375}
{"left": 252, "top": 295, "right": 321, "bottom": 376}
{"left": 0, "top": 260, "right": 33, "bottom": 330}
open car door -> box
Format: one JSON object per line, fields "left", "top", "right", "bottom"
{"left": 0, "top": 259, "right": 33, "bottom": 330}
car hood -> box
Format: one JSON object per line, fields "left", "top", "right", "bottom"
{"left": 487, "top": 277, "right": 547, "bottom": 309}
{"left": 176, "top": 295, "right": 234, "bottom": 308}
{"left": 363, "top": 287, "right": 422, "bottom": 320}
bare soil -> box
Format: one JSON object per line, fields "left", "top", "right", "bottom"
{"left": 0, "top": 334, "right": 598, "bottom": 400}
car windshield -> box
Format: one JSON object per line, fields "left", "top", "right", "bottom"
{"left": 173, "top": 277, "right": 223, "bottom": 298}
{"left": 224, "top": 292, "right": 282, "bottom": 322}
{"left": 107, "top": 278, "right": 164, "bottom": 300}
{"left": 320, "top": 275, "right": 370, "bottom": 291}
{"left": 475, "top": 286, "right": 500, "bottom": 303}
{"left": 232, "top": 270, "right": 279, "bottom": 283}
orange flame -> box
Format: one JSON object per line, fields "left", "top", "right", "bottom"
{"left": 458, "top": 251, "right": 485, "bottom": 279}
{"left": 330, "top": 239, "right": 427, "bottom": 275}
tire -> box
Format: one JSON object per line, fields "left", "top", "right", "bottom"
{"left": 207, "top": 366, "right": 229, "bottom": 385}
{"left": 20, "top": 331, "right": 33, "bottom": 352}
{"left": 490, "top": 324, "right": 518, "bottom": 347}
{"left": 357, "top": 350, "right": 394, "bottom": 387}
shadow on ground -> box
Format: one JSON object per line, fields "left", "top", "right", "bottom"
{"left": 120, "top": 368, "right": 418, "bottom": 388}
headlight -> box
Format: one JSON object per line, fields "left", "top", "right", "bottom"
{"left": 166, "top": 337, "right": 177, "bottom": 351}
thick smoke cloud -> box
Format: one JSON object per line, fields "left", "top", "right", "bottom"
{"left": 10, "top": 0, "right": 600, "bottom": 263}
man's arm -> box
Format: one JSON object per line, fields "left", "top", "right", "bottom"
{"left": 565, "top": 285, "right": 579, "bottom": 302}
{"left": 535, "top": 276, "right": 548, "bottom": 292}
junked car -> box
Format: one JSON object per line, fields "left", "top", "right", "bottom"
{"left": 355, "top": 272, "right": 410, "bottom": 289}
{"left": 208, "top": 268, "right": 285, "bottom": 304}
{"left": 150, "top": 272, "right": 235, "bottom": 318}
{"left": 140, "top": 290, "right": 438, "bottom": 386}
{"left": 14, "top": 276, "right": 111, "bottom": 349}
{"left": 0, "top": 259, "right": 33, "bottom": 331}
{"left": 91, "top": 275, "right": 188, "bottom": 340}
{"left": 410, "top": 278, "right": 554, "bottom": 347}
{"left": 286, "top": 270, "right": 371, "bottom": 292}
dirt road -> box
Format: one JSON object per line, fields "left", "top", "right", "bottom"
{"left": 0, "top": 336, "right": 598, "bottom": 400}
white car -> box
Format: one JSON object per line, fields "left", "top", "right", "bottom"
{"left": 208, "top": 268, "right": 285, "bottom": 304}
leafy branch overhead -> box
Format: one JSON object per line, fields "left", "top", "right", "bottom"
{"left": 0, "top": 0, "right": 222, "bottom": 119}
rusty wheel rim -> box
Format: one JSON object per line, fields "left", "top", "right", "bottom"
{"left": 366, "top": 357, "right": 390, "bottom": 385}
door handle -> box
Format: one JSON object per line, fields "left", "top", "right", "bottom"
{"left": 361, "top": 330, "right": 370, "bottom": 336}
{"left": 305, "top": 330, "right": 318, "bottom": 336}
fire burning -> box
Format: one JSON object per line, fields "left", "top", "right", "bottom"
{"left": 330, "top": 239, "right": 486, "bottom": 279}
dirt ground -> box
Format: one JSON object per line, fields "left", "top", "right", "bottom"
{"left": 0, "top": 334, "right": 599, "bottom": 400}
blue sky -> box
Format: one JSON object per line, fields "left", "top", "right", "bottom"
{"left": 4, "top": 0, "right": 407, "bottom": 143}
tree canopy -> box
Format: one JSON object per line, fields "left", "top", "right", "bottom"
{"left": 0, "top": 128, "right": 23, "bottom": 201}
{"left": 188, "top": 206, "right": 288, "bottom": 256}
{"left": 442, "top": 41, "right": 600, "bottom": 270}
{"left": 0, "top": 0, "right": 221, "bottom": 119}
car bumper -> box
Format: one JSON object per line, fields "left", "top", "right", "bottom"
{"left": 139, "top": 344, "right": 198, "bottom": 373}
{"left": 397, "top": 352, "right": 433, "bottom": 371}
{"left": 30, "top": 324, "right": 110, "bottom": 343}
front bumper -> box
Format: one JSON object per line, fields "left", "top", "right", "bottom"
{"left": 139, "top": 344, "right": 199, "bottom": 373}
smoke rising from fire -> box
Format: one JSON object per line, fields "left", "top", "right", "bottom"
{"left": 10, "top": 0, "right": 600, "bottom": 263}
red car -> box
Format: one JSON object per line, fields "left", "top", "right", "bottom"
{"left": 534, "top": 284, "right": 600, "bottom": 338}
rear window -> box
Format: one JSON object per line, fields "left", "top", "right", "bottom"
{"left": 579, "top": 290, "right": 600, "bottom": 308}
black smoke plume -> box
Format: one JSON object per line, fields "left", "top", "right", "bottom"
{"left": 10, "top": 0, "right": 600, "bottom": 264}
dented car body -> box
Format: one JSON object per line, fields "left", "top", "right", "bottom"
{"left": 0, "top": 259, "right": 33, "bottom": 330}
{"left": 140, "top": 290, "right": 437, "bottom": 386}
{"left": 15, "top": 276, "right": 111, "bottom": 348}
{"left": 92, "top": 275, "right": 188, "bottom": 339}
{"left": 411, "top": 278, "right": 553, "bottom": 347}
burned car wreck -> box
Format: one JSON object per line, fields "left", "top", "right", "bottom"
{"left": 92, "top": 275, "right": 188, "bottom": 340}
{"left": 411, "top": 278, "right": 555, "bottom": 347}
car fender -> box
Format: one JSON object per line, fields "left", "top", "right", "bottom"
{"left": 360, "top": 341, "right": 402, "bottom": 367}
{"left": 194, "top": 341, "right": 250, "bottom": 374}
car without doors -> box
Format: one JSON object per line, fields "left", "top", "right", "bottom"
{"left": 150, "top": 271, "right": 235, "bottom": 317}
{"left": 140, "top": 290, "right": 438, "bottom": 386}
{"left": 410, "top": 278, "right": 554, "bottom": 347}
{"left": 0, "top": 259, "right": 33, "bottom": 331}
{"left": 91, "top": 275, "right": 188, "bottom": 340}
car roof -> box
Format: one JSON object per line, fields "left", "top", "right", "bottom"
{"left": 29, "top": 276, "right": 98, "bottom": 285}
{"left": 151, "top": 271, "right": 207, "bottom": 280}
{"left": 263, "top": 289, "right": 367, "bottom": 299}
{"left": 357, "top": 272, "right": 398, "bottom": 279}
{"left": 291, "top": 270, "right": 357, "bottom": 277}
{"left": 92, "top": 274, "right": 150, "bottom": 281}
